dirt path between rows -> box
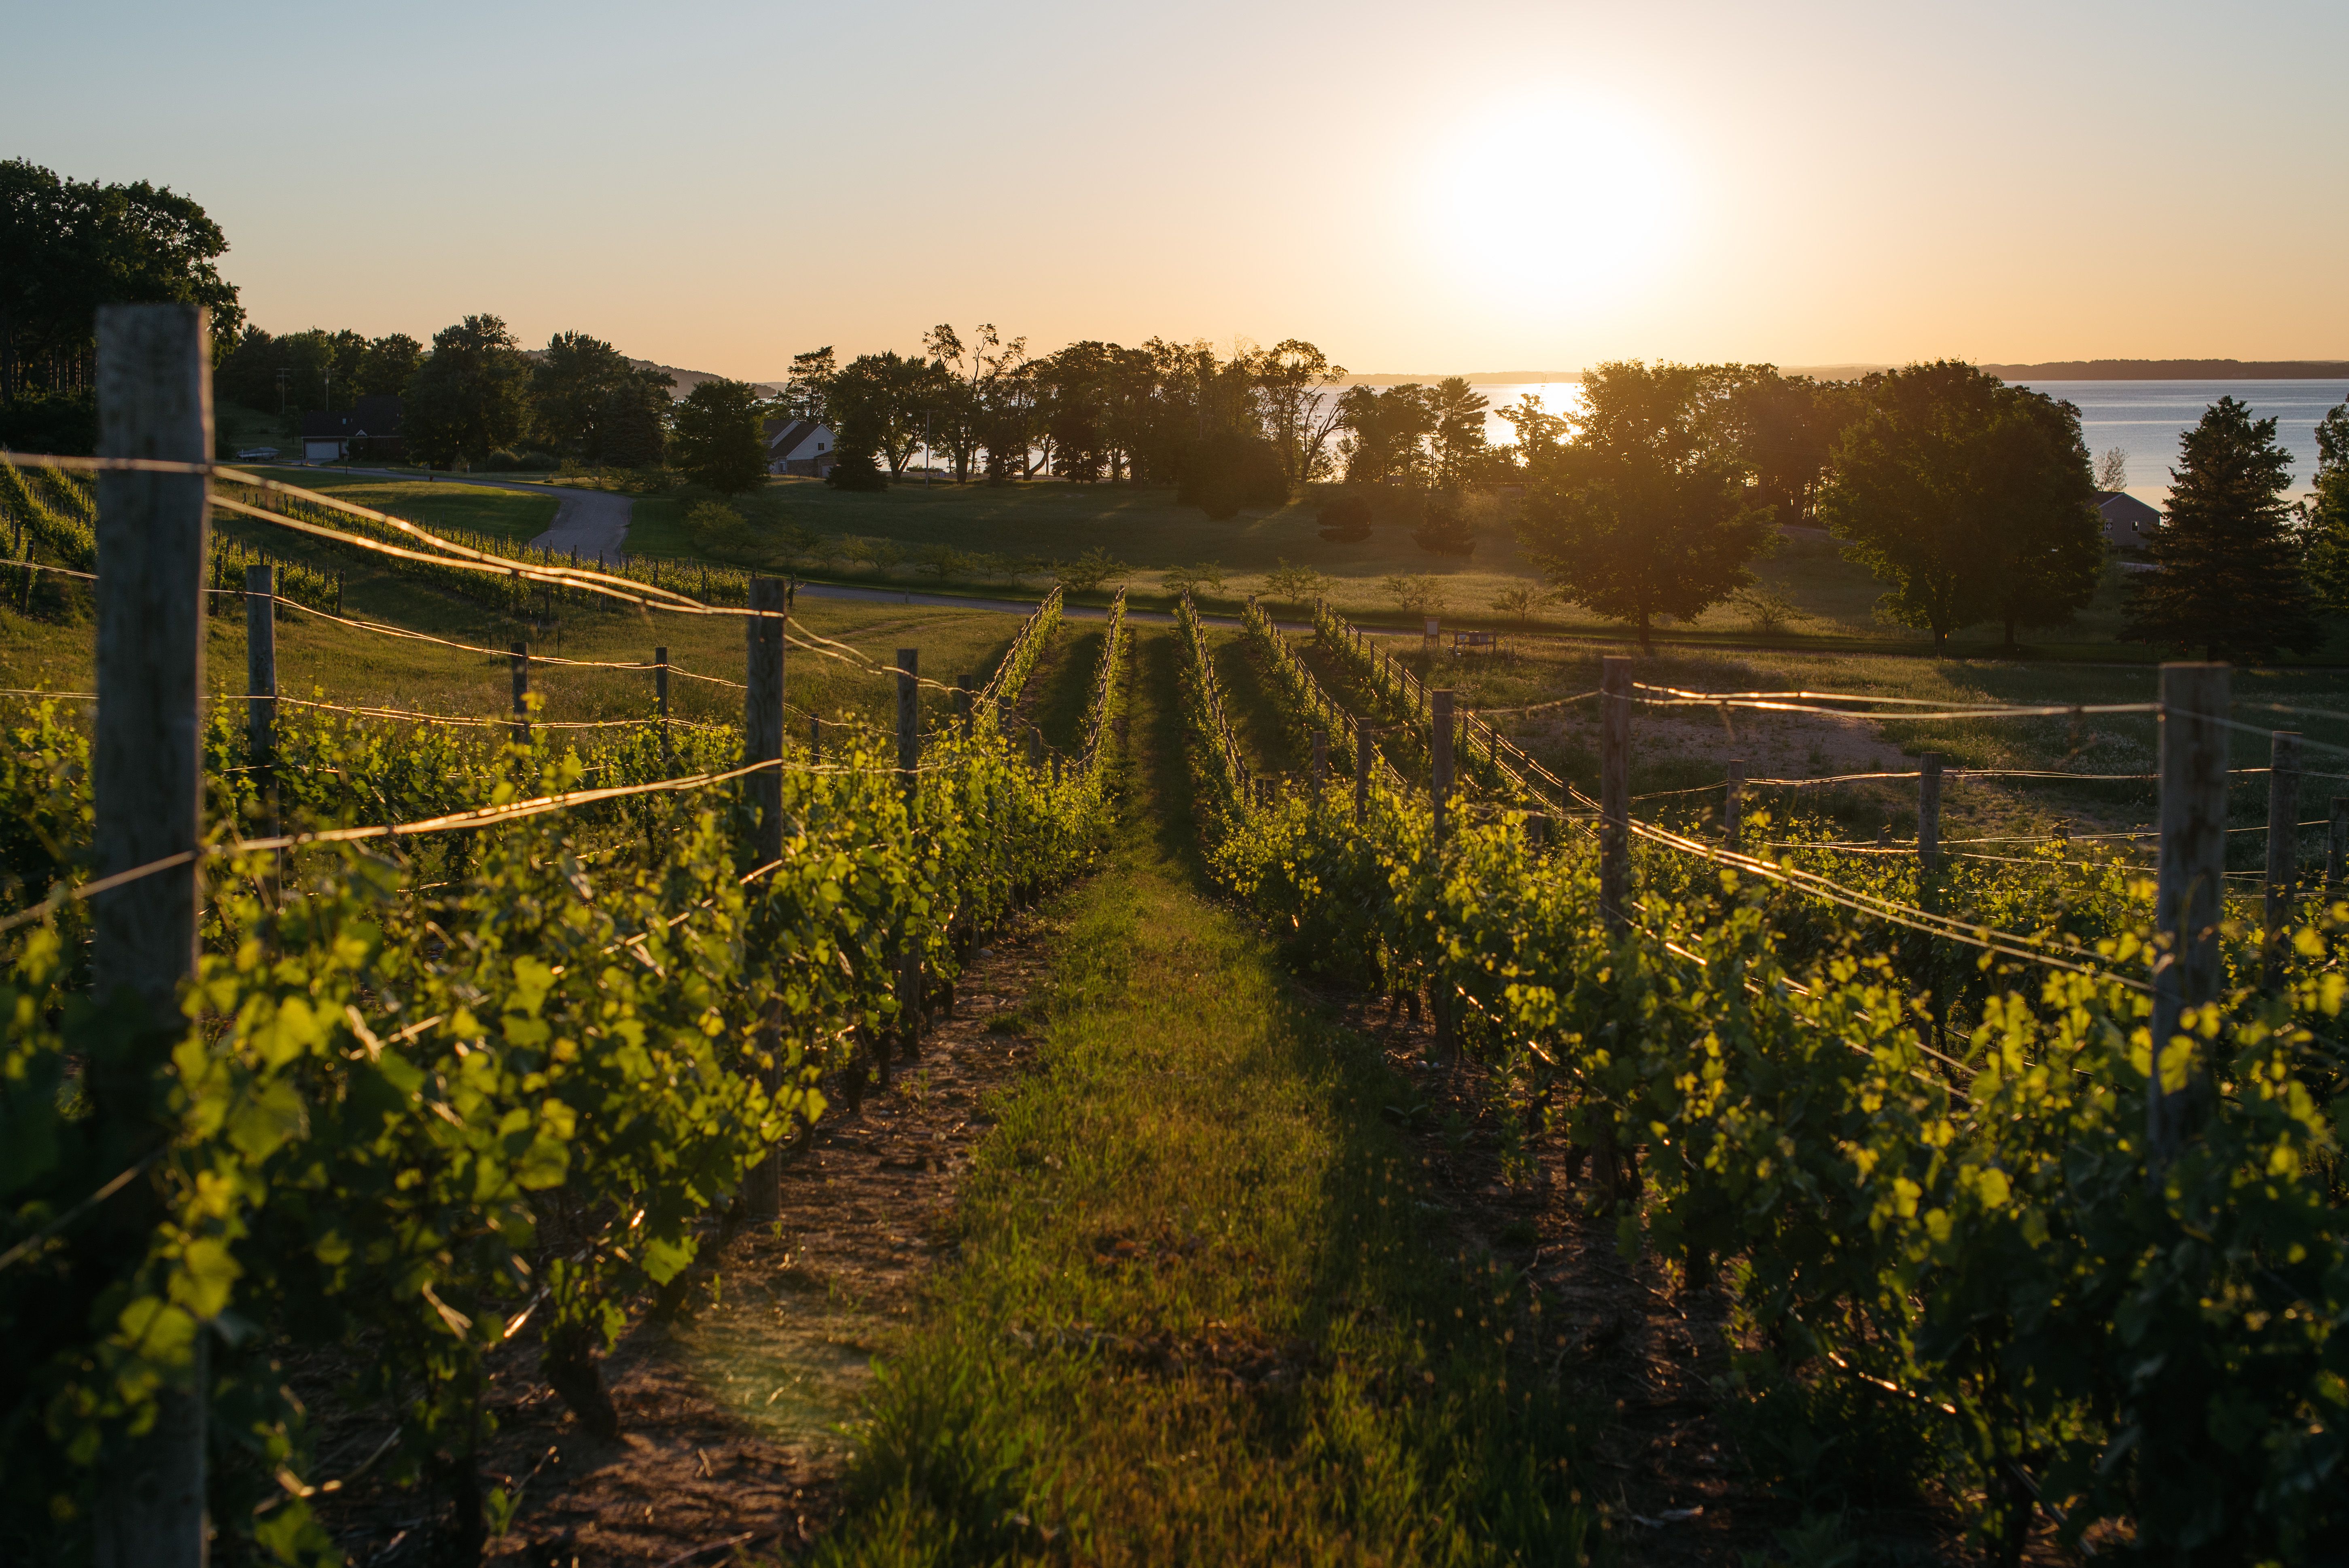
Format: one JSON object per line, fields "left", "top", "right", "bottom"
{"left": 307, "top": 910, "right": 1061, "bottom": 1567}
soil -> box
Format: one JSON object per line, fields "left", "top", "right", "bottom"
{"left": 302, "top": 910, "right": 1060, "bottom": 1568}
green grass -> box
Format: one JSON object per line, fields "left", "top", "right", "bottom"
{"left": 807, "top": 628, "right": 1601, "bottom": 1566}
{"left": 0, "top": 549, "right": 1020, "bottom": 737}
{"left": 243, "top": 467, "right": 561, "bottom": 546}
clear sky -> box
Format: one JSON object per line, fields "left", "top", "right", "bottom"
{"left": 8, "top": 0, "right": 2346, "bottom": 379}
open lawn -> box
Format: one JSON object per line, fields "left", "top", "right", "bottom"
{"left": 627, "top": 477, "right": 2252, "bottom": 661}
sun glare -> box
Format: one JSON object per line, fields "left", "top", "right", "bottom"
{"left": 1428, "top": 97, "right": 1692, "bottom": 308}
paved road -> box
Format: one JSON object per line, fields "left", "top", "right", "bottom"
{"left": 296, "top": 466, "right": 634, "bottom": 560}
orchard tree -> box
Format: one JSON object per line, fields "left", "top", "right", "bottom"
{"left": 1515, "top": 360, "right": 1773, "bottom": 653}
{"left": 403, "top": 314, "right": 530, "bottom": 468}
{"left": 1822, "top": 361, "right": 2101, "bottom": 654}
{"left": 670, "top": 377, "right": 768, "bottom": 494}
{"left": 2125, "top": 396, "right": 2320, "bottom": 659}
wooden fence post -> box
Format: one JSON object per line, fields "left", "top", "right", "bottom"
{"left": 91, "top": 301, "right": 210, "bottom": 1568}
{"left": 245, "top": 564, "right": 276, "bottom": 837}
{"left": 654, "top": 645, "right": 671, "bottom": 768}
{"left": 509, "top": 641, "right": 529, "bottom": 744}
{"left": 1918, "top": 752, "right": 1943, "bottom": 874}
{"left": 897, "top": 650, "right": 922, "bottom": 1064}
{"left": 1431, "top": 689, "right": 1454, "bottom": 1062}
{"left": 1600, "top": 656, "right": 1630, "bottom": 934}
{"left": 2152, "top": 662, "right": 2229, "bottom": 1168}
{"left": 2266, "top": 730, "right": 2302, "bottom": 988}
{"left": 957, "top": 672, "right": 973, "bottom": 740}
{"left": 1354, "top": 722, "right": 1372, "bottom": 825}
{"left": 1724, "top": 759, "right": 1744, "bottom": 852}
{"left": 1312, "top": 729, "right": 1328, "bottom": 797}
{"left": 2330, "top": 795, "right": 2349, "bottom": 895}
{"left": 744, "top": 578, "right": 786, "bottom": 1215}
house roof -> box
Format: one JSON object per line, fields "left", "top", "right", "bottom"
{"left": 763, "top": 419, "right": 833, "bottom": 462}
{"left": 299, "top": 395, "right": 404, "bottom": 441}
{"left": 2095, "top": 490, "right": 2162, "bottom": 526}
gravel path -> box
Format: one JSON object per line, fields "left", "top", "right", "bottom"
{"left": 526, "top": 487, "right": 632, "bottom": 559}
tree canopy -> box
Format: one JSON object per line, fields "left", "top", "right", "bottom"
{"left": 2303, "top": 400, "right": 2349, "bottom": 614}
{"left": 669, "top": 377, "right": 768, "bottom": 495}
{"left": 1515, "top": 361, "right": 1774, "bottom": 652}
{"left": 2123, "top": 395, "right": 2320, "bottom": 660}
{"left": 402, "top": 315, "right": 530, "bottom": 468}
{"left": 2, "top": 159, "right": 245, "bottom": 451}
{"left": 1821, "top": 361, "right": 2102, "bottom": 653}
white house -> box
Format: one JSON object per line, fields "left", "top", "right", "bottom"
{"left": 764, "top": 418, "right": 836, "bottom": 478}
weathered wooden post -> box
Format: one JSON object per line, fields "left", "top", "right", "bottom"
{"left": 1599, "top": 656, "right": 1630, "bottom": 934}
{"left": 745, "top": 578, "right": 786, "bottom": 1214}
{"left": 1724, "top": 759, "right": 1745, "bottom": 852}
{"left": 1312, "top": 728, "right": 1328, "bottom": 797}
{"left": 2330, "top": 795, "right": 2349, "bottom": 895}
{"left": 654, "top": 644, "right": 672, "bottom": 769}
{"left": 2266, "top": 730, "right": 2302, "bottom": 988}
{"left": 809, "top": 714, "right": 822, "bottom": 759}
{"left": 1918, "top": 752, "right": 1944, "bottom": 873}
{"left": 1431, "top": 689, "right": 1455, "bottom": 1062}
{"left": 957, "top": 672, "right": 973, "bottom": 740}
{"left": 1052, "top": 751, "right": 1063, "bottom": 789}
{"left": 1028, "top": 724, "right": 1044, "bottom": 770}
{"left": 2152, "top": 663, "right": 2229, "bottom": 1168}
{"left": 897, "top": 648, "right": 921, "bottom": 1064}
{"left": 91, "top": 301, "right": 211, "bottom": 1568}
{"left": 244, "top": 563, "right": 276, "bottom": 838}
{"left": 1354, "top": 721, "right": 1372, "bottom": 825}
{"left": 509, "top": 640, "right": 530, "bottom": 744}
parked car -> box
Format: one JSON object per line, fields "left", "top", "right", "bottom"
{"left": 234, "top": 446, "right": 280, "bottom": 460}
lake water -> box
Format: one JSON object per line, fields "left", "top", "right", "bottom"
{"left": 1450, "top": 377, "right": 2347, "bottom": 503}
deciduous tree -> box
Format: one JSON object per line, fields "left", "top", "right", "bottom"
{"left": 1516, "top": 360, "right": 1773, "bottom": 653}
{"left": 403, "top": 315, "right": 530, "bottom": 468}
{"left": 2125, "top": 395, "right": 2321, "bottom": 659}
{"left": 669, "top": 377, "right": 769, "bottom": 494}
{"left": 1822, "top": 361, "right": 2101, "bottom": 654}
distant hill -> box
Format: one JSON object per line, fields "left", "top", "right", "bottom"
{"left": 624, "top": 358, "right": 784, "bottom": 400}
{"left": 1979, "top": 358, "right": 2349, "bottom": 381}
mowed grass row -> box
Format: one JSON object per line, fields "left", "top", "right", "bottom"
{"left": 810, "top": 629, "right": 1599, "bottom": 1567}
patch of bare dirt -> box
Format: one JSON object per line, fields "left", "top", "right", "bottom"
{"left": 303, "top": 913, "right": 1060, "bottom": 1568}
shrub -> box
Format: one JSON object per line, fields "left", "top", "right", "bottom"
{"left": 1413, "top": 490, "right": 1476, "bottom": 556}
{"left": 827, "top": 448, "right": 887, "bottom": 492}
{"left": 685, "top": 500, "right": 755, "bottom": 557}
{"left": 1381, "top": 573, "right": 1448, "bottom": 618}
{"left": 1178, "top": 432, "right": 1287, "bottom": 519}
{"left": 1054, "top": 547, "right": 1126, "bottom": 594}
{"left": 1317, "top": 492, "right": 1373, "bottom": 542}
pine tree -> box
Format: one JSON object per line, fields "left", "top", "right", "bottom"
{"left": 2300, "top": 400, "right": 2349, "bottom": 612}
{"left": 2123, "top": 396, "right": 2319, "bottom": 660}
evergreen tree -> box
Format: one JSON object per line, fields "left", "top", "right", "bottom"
{"left": 2300, "top": 400, "right": 2349, "bottom": 613}
{"left": 2123, "top": 396, "right": 2319, "bottom": 660}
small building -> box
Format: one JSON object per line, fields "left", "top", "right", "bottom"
{"left": 2097, "top": 490, "right": 2161, "bottom": 550}
{"left": 300, "top": 396, "right": 405, "bottom": 464}
{"left": 764, "top": 418, "right": 835, "bottom": 478}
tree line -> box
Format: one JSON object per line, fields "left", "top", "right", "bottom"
{"left": 1506, "top": 358, "right": 2349, "bottom": 659}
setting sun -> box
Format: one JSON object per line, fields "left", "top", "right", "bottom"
{"left": 1429, "top": 96, "right": 1695, "bottom": 309}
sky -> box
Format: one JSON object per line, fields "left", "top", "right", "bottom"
{"left": 7, "top": 0, "right": 2347, "bottom": 380}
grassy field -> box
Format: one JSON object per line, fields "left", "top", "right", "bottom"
{"left": 810, "top": 628, "right": 1601, "bottom": 1563}
{"left": 241, "top": 466, "right": 561, "bottom": 546}
{"left": 0, "top": 512, "right": 1020, "bottom": 735}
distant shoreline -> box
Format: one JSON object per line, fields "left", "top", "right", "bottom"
{"left": 1340, "top": 358, "right": 2349, "bottom": 387}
